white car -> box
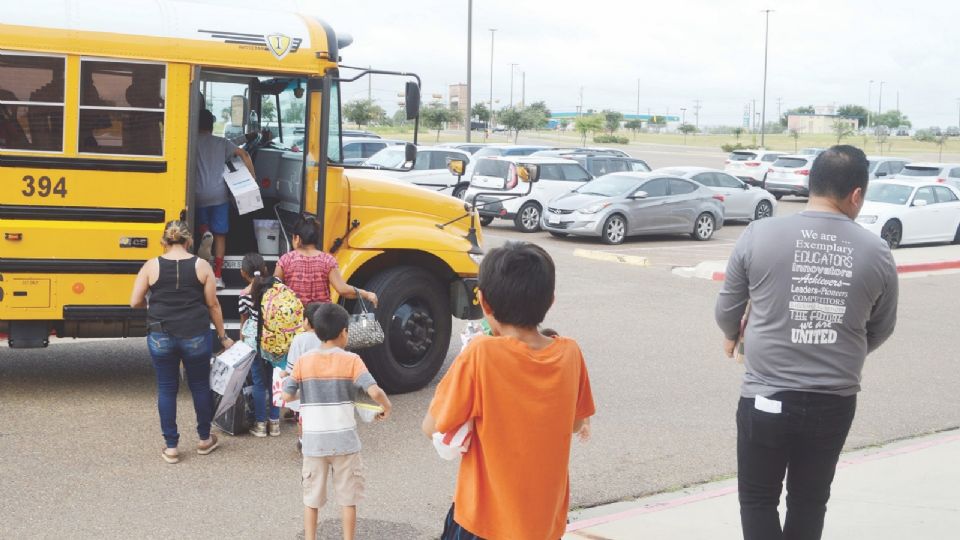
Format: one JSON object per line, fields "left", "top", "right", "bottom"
{"left": 764, "top": 154, "right": 816, "bottom": 199}
{"left": 657, "top": 167, "right": 777, "bottom": 221}
{"left": 866, "top": 156, "right": 910, "bottom": 180}
{"left": 892, "top": 162, "right": 960, "bottom": 190}
{"left": 723, "top": 149, "right": 785, "bottom": 186}
{"left": 363, "top": 146, "right": 472, "bottom": 198}
{"left": 464, "top": 156, "right": 593, "bottom": 232}
{"left": 855, "top": 180, "right": 960, "bottom": 248}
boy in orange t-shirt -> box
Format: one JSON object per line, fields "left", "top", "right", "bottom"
{"left": 422, "top": 241, "right": 596, "bottom": 540}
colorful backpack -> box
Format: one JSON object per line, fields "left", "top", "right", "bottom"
{"left": 257, "top": 279, "right": 304, "bottom": 367}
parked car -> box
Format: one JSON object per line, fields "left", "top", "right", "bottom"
{"left": 800, "top": 147, "right": 825, "bottom": 157}
{"left": 723, "top": 149, "right": 785, "bottom": 186}
{"left": 541, "top": 172, "right": 725, "bottom": 244}
{"left": 472, "top": 144, "right": 553, "bottom": 158}
{"left": 464, "top": 156, "right": 593, "bottom": 232}
{"left": 657, "top": 167, "right": 777, "bottom": 221}
{"left": 363, "top": 145, "right": 472, "bottom": 197}
{"left": 764, "top": 154, "right": 816, "bottom": 199}
{"left": 891, "top": 162, "right": 960, "bottom": 190}
{"left": 545, "top": 147, "right": 631, "bottom": 157}
{"left": 342, "top": 129, "right": 381, "bottom": 139}
{"left": 856, "top": 180, "right": 960, "bottom": 248}
{"left": 531, "top": 150, "right": 650, "bottom": 176}
{"left": 340, "top": 137, "right": 404, "bottom": 165}
{"left": 866, "top": 156, "right": 910, "bottom": 181}
{"left": 439, "top": 142, "right": 490, "bottom": 155}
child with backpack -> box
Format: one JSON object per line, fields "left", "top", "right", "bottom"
{"left": 240, "top": 252, "right": 304, "bottom": 437}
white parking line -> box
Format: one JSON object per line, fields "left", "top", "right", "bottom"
{"left": 573, "top": 249, "right": 650, "bottom": 266}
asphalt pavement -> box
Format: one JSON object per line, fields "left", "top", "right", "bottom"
{"left": 3, "top": 150, "right": 960, "bottom": 538}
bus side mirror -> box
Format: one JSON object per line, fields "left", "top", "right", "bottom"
{"left": 404, "top": 142, "right": 417, "bottom": 168}
{"left": 447, "top": 158, "right": 466, "bottom": 177}
{"left": 517, "top": 164, "right": 540, "bottom": 183}
{"left": 230, "top": 95, "right": 247, "bottom": 126}
{"left": 405, "top": 81, "right": 420, "bottom": 120}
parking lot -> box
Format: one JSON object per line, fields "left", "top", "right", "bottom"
{"left": 3, "top": 174, "right": 960, "bottom": 538}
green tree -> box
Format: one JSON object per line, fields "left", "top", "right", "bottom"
{"left": 261, "top": 99, "right": 277, "bottom": 123}
{"left": 471, "top": 102, "right": 491, "bottom": 125}
{"left": 780, "top": 105, "right": 815, "bottom": 128}
{"left": 525, "top": 101, "right": 552, "bottom": 131}
{"left": 678, "top": 123, "right": 698, "bottom": 135}
{"left": 831, "top": 120, "right": 855, "bottom": 144}
{"left": 789, "top": 129, "right": 800, "bottom": 152}
{"left": 625, "top": 119, "right": 643, "bottom": 139}
{"left": 874, "top": 110, "right": 911, "bottom": 129}
{"left": 914, "top": 129, "right": 948, "bottom": 160}
{"left": 343, "top": 99, "right": 385, "bottom": 129}
{"left": 282, "top": 101, "right": 305, "bottom": 124}
{"left": 574, "top": 114, "right": 604, "bottom": 145}
{"left": 837, "top": 104, "right": 870, "bottom": 129}
{"left": 421, "top": 102, "right": 461, "bottom": 141}
{"left": 732, "top": 126, "right": 745, "bottom": 141}
{"left": 559, "top": 119, "right": 570, "bottom": 131}
{"left": 498, "top": 106, "right": 543, "bottom": 143}
{"left": 392, "top": 109, "right": 408, "bottom": 127}
{"left": 220, "top": 107, "right": 231, "bottom": 122}
{"left": 602, "top": 109, "right": 624, "bottom": 134}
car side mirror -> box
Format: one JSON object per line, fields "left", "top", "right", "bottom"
{"left": 631, "top": 191, "right": 648, "bottom": 199}
{"left": 447, "top": 158, "right": 466, "bottom": 177}
{"left": 403, "top": 143, "right": 417, "bottom": 169}
{"left": 876, "top": 171, "right": 887, "bottom": 177}
{"left": 517, "top": 163, "right": 540, "bottom": 183}
{"left": 913, "top": 199, "right": 928, "bottom": 207}
{"left": 742, "top": 183, "right": 750, "bottom": 190}
{"left": 405, "top": 81, "right": 420, "bottom": 120}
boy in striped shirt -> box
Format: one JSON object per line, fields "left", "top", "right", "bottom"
{"left": 282, "top": 304, "right": 392, "bottom": 540}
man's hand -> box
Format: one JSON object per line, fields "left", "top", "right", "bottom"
{"left": 723, "top": 337, "right": 737, "bottom": 358}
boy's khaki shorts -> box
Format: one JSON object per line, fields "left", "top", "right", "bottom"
{"left": 302, "top": 453, "right": 365, "bottom": 508}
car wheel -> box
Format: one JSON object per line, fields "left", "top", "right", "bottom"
{"left": 691, "top": 212, "right": 716, "bottom": 241}
{"left": 356, "top": 266, "right": 451, "bottom": 394}
{"left": 601, "top": 214, "right": 627, "bottom": 245}
{"left": 479, "top": 215, "right": 494, "bottom": 226}
{"left": 514, "top": 202, "right": 542, "bottom": 233}
{"left": 880, "top": 220, "right": 902, "bottom": 249}
{"left": 452, "top": 184, "right": 468, "bottom": 200}
{"left": 754, "top": 200, "right": 774, "bottom": 220}
{"left": 548, "top": 231, "right": 568, "bottom": 238}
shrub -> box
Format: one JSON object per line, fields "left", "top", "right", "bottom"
{"left": 720, "top": 142, "right": 758, "bottom": 153}
{"left": 593, "top": 134, "right": 629, "bottom": 144}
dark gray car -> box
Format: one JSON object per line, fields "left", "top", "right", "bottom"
{"left": 542, "top": 172, "right": 726, "bottom": 244}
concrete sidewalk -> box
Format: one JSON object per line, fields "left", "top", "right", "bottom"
{"left": 674, "top": 244, "right": 960, "bottom": 281}
{"left": 563, "top": 429, "right": 960, "bottom": 540}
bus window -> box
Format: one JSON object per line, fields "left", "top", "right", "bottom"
{"left": 327, "top": 81, "right": 342, "bottom": 162}
{"left": 0, "top": 53, "right": 65, "bottom": 152}
{"left": 78, "top": 60, "right": 165, "bottom": 156}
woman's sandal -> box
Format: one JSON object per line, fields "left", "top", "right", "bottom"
{"left": 161, "top": 448, "right": 180, "bottom": 464}
{"left": 197, "top": 434, "right": 219, "bottom": 455}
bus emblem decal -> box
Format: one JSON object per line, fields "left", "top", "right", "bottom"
{"left": 265, "top": 34, "right": 292, "bottom": 60}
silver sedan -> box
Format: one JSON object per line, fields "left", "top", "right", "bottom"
{"left": 542, "top": 172, "right": 725, "bottom": 245}
{"left": 657, "top": 166, "right": 777, "bottom": 221}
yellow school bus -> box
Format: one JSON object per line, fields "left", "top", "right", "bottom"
{"left": 0, "top": 1, "right": 483, "bottom": 392}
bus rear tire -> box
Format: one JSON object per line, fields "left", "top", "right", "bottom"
{"left": 358, "top": 266, "right": 451, "bottom": 394}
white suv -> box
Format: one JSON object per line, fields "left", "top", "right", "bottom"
{"left": 764, "top": 154, "right": 816, "bottom": 199}
{"left": 724, "top": 150, "right": 785, "bottom": 186}
{"left": 464, "top": 156, "right": 593, "bottom": 232}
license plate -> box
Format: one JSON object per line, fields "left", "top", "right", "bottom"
{"left": 548, "top": 216, "right": 560, "bottom": 224}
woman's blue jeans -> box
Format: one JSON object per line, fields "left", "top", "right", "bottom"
{"left": 147, "top": 332, "right": 214, "bottom": 448}
{"left": 250, "top": 355, "right": 280, "bottom": 423}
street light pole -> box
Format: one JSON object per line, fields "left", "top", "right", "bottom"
{"left": 508, "top": 63, "right": 518, "bottom": 108}
{"left": 465, "top": 0, "right": 472, "bottom": 142}
{"left": 878, "top": 80, "right": 885, "bottom": 119}
{"left": 636, "top": 78, "right": 640, "bottom": 117}
{"left": 488, "top": 28, "right": 497, "bottom": 135}
{"left": 680, "top": 107, "right": 687, "bottom": 144}
{"left": 867, "top": 80, "right": 873, "bottom": 129}
{"left": 760, "top": 9, "right": 773, "bottom": 147}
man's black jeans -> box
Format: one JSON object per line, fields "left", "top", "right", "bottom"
{"left": 737, "top": 391, "right": 857, "bottom": 540}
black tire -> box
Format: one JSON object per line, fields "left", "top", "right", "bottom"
{"left": 356, "top": 266, "right": 451, "bottom": 394}
{"left": 479, "top": 215, "right": 494, "bottom": 226}
{"left": 548, "top": 231, "right": 568, "bottom": 238}
{"left": 514, "top": 202, "right": 542, "bottom": 232}
{"left": 880, "top": 220, "right": 902, "bottom": 249}
{"left": 691, "top": 212, "right": 716, "bottom": 241}
{"left": 452, "top": 183, "right": 468, "bottom": 200}
{"left": 754, "top": 199, "right": 774, "bottom": 220}
{"left": 601, "top": 214, "right": 627, "bottom": 245}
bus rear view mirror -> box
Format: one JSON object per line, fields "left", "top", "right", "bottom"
{"left": 405, "top": 81, "right": 420, "bottom": 120}
{"left": 447, "top": 158, "right": 466, "bottom": 177}
{"left": 517, "top": 164, "right": 540, "bottom": 183}
{"left": 404, "top": 142, "right": 417, "bottom": 169}
{"left": 230, "top": 95, "right": 246, "bottom": 126}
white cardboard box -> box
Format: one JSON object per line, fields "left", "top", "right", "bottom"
{"left": 223, "top": 156, "right": 263, "bottom": 215}
{"left": 210, "top": 341, "right": 255, "bottom": 396}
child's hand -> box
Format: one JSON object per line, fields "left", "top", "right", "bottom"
{"left": 577, "top": 421, "right": 591, "bottom": 443}
{"left": 377, "top": 403, "right": 392, "bottom": 421}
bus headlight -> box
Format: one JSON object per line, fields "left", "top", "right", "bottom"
{"left": 469, "top": 253, "right": 485, "bottom": 266}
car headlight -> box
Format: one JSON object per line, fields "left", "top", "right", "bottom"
{"left": 855, "top": 215, "right": 878, "bottom": 224}
{"left": 469, "top": 253, "right": 485, "bottom": 266}
{"left": 579, "top": 202, "right": 611, "bottom": 214}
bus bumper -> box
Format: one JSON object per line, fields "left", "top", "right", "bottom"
{"left": 451, "top": 278, "right": 483, "bottom": 320}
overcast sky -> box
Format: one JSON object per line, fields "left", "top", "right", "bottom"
{"left": 267, "top": 0, "right": 960, "bottom": 128}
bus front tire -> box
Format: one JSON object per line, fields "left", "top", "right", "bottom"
{"left": 358, "top": 266, "right": 451, "bottom": 394}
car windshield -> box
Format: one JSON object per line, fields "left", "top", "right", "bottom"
{"left": 867, "top": 160, "right": 879, "bottom": 172}
{"left": 364, "top": 147, "right": 405, "bottom": 168}
{"left": 730, "top": 152, "right": 756, "bottom": 161}
{"left": 474, "top": 147, "right": 506, "bottom": 158}
{"left": 473, "top": 159, "right": 511, "bottom": 178}
{"left": 576, "top": 175, "right": 641, "bottom": 197}
{"left": 899, "top": 166, "right": 941, "bottom": 177}
{"left": 866, "top": 183, "right": 913, "bottom": 205}
{"left": 773, "top": 157, "right": 808, "bottom": 168}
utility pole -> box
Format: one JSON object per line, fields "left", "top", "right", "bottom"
{"left": 878, "top": 80, "right": 885, "bottom": 118}
{"left": 636, "top": 78, "right": 641, "bottom": 117}
{"left": 776, "top": 97, "right": 783, "bottom": 122}
{"left": 578, "top": 86, "right": 583, "bottom": 118}
{"left": 751, "top": 99, "right": 756, "bottom": 132}
{"left": 367, "top": 65, "right": 372, "bottom": 101}
{"left": 693, "top": 99, "right": 701, "bottom": 131}
{"left": 521, "top": 71, "right": 525, "bottom": 108}
{"left": 760, "top": 9, "right": 773, "bottom": 146}
{"left": 867, "top": 80, "right": 873, "bottom": 128}
{"left": 508, "top": 63, "right": 518, "bottom": 108}
{"left": 680, "top": 107, "right": 687, "bottom": 144}
{"left": 488, "top": 28, "right": 497, "bottom": 134}
{"left": 956, "top": 98, "right": 960, "bottom": 130}
{"left": 465, "top": 0, "right": 472, "bottom": 142}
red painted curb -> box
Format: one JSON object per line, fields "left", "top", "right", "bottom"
{"left": 710, "top": 259, "right": 960, "bottom": 281}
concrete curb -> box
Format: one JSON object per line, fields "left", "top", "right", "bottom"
{"left": 574, "top": 248, "right": 650, "bottom": 267}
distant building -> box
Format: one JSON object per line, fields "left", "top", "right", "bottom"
{"left": 787, "top": 106, "right": 858, "bottom": 135}
{"left": 448, "top": 83, "right": 468, "bottom": 129}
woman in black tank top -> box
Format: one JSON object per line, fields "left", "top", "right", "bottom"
{"left": 130, "top": 220, "right": 233, "bottom": 463}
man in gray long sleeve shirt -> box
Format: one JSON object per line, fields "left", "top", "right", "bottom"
{"left": 715, "top": 145, "right": 898, "bottom": 540}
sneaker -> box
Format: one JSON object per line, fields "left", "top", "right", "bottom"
{"left": 197, "top": 434, "right": 219, "bottom": 455}
{"left": 249, "top": 422, "right": 268, "bottom": 438}
{"left": 268, "top": 419, "right": 281, "bottom": 437}
{"left": 215, "top": 276, "right": 225, "bottom": 290}
{"left": 197, "top": 231, "right": 213, "bottom": 262}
